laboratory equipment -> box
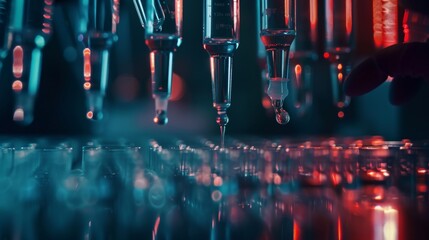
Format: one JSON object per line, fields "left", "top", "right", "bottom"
{"left": 133, "top": 0, "right": 183, "bottom": 125}
{"left": 9, "top": 0, "right": 54, "bottom": 124}
{"left": 259, "top": 0, "right": 296, "bottom": 125}
{"left": 324, "top": 0, "right": 353, "bottom": 115}
{"left": 78, "top": 0, "right": 121, "bottom": 120}
{"left": 373, "top": 0, "right": 398, "bottom": 49}
{"left": 203, "top": 0, "right": 240, "bottom": 147}
{"left": 0, "top": 0, "right": 11, "bottom": 75}
{"left": 289, "top": 0, "right": 318, "bottom": 116}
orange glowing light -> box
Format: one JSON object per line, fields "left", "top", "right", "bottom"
{"left": 273, "top": 174, "right": 282, "bottom": 185}
{"left": 293, "top": 220, "right": 300, "bottom": 240}
{"left": 337, "top": 102, "right": 345, "bottom": 108}
{"left": 153, "top": 216, "right": 161, "bottom": 237}
{"left": 83, "top": 48, "right": 91, "bottom": 81}
{"left": 373, "top": 0, "right": 398, "bottom": 48}
{"left": 417, "top": 184, "right": 427, "bottom": 193}
{"left": 213, "top": 176, "right": 223, "bottom": 187}
{"left": 12, "top": 80, "right": 23, "bottom": 92}
{"left": 337, "top": 216, "right": 342, "bottom": 240}
{"left": 86, "top": 111, "right": 94, "bottom": 119}
{"left": 403, "top": 10, "right": 410, "bottom": 42}
{"left": 284, "top": 0, "right": 290, "bottom": 26}
{"left": 310, "top": 0, "right": 318, "bottom": 43}
{"left": 170, "top": 73, "right": 185, "bottom": 101}
{"left": 262, "top": 96, "right": 271, "bottom": 110}
{"left": 295, "top": 64, "right": 302, "bottom": 88}
{"left": 337, "top": 63, "right": 343, "bottom": 70}
{"left": 338, "top": 73, "right": 343, "bottom": 82}
{"left": 346, "top": 0, "right": 352, "bottom": 37}
{"left": 13, "top": 46, "right": 24, "bottom": 78}
{"left": 417, "top": 168, "right": 427, "bottom": 175}
{"left": 323, "top": 52, "right": 330, "bottom": 59}
{"left": 83, "top": 82, "right": 91, "bottom": 90}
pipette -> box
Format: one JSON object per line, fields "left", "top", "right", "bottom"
{"left": 9, "top": 0, "right": 54, "bottom": 125}
{"left": 0, "top": 0, "right": 11, "bottom": 75}
{"left": 78, "top": 0, "right": 120, "bottom": 121}
{"left": 133, "top": 0, "right": 183, "bottom": 125}
{"left": 259, "top": 0, "right": 296, "bottom": 125}
{"left": 324, "top": 0, "right": 353, "bottom": 115}
{"left": 203, "top": 0, "right": 240, "bottom": 148}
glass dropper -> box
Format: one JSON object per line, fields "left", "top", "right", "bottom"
{"left": 9, "top": 0, "right": 54, "bottom": 125}
{"left": 259, "top": 0, "right": 296, "bottom": 125}
{"left": 133, "top": 0, "right": 183, "bottom": 125}
{"left": 203, "top": 0, "right": 240, "bottom": 148}
{"left": 78, "top": 0, "right": 120, "bottom": 121}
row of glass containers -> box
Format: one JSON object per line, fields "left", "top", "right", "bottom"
{"left": 0, "top": 137, "right": 428, "bottom": 239}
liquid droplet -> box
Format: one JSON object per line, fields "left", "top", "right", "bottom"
{"left": 275, "top": 108, "right": 290, "bottom": 125}
{"left": 154, "top": 110, "right": 168, "bottom": 125}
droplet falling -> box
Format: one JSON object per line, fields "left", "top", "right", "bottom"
{"left": 154, "top": 110, "right": 168, "bottom": 125}
{"left": 275, "top": 108, "right": 290, "bottom": 125}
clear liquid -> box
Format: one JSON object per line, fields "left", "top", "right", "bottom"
{"left": 261, "top": 0, "right": 295, "bottom": 30}
{"left": 203, "top": 38, "right": 239, "bottom": 55}
{"left": 203, "top": 0, "right": 239, "bottom": 40}
{"left": 145, "top": 34, "right": 182, "bottom": 51}
{"left": 260, "top": 30, "right": 296, "bottom": 49}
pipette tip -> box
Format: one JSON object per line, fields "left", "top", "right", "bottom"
{"left": 154, "top": 110, "right": 168, "bottom": 125}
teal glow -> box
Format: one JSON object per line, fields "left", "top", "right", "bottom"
{"left": 100, "top": 50, "right": 109, "bottom": 95}
{"left": 34, "top": 36, "right": 45, "bottom": 48}
{"left": 29, "top": 48, "right": 42, "bottom": 96}
{"left": 10, "top": 0, "right": 24, "bottom": 31}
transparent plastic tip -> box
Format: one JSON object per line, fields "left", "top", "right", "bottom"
{"left": 153, "top": 97, "right": 168, "bottom": 125}
{"left": 267, "top": 79, "right": 290, "bottom": 125}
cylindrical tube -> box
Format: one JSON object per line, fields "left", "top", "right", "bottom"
{"left": 134, "top": 0, "right": 183, "bottom": 125}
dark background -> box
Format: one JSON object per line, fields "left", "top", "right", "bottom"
{"left": 0, "top": 0, "right": 428, "bottom": 140}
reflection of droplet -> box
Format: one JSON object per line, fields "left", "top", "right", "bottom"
{"left": 154, "top": 110, "right": 168, "bottom": 125}
{"left": 275, "top": 108, "right": 290, "bottom": 125}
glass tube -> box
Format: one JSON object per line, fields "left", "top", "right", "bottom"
{"left": 203, "top": 0, "right": 240, "bottom": 147}
{"left": 260, "top": 0, "right": 296, "bottom": 125}
{"left": 78, "top": 0, "right": 120, "bottom": 120}
{"left": 9, "top": 0, "right": 54, "bottom": 124}
{"left": 324, "top": 0, "right": 353, "bottom": 114}
{"left": 134, "top": 0, "right": 183, "bottom": 125}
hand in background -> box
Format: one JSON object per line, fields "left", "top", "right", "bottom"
{"left": 344, "top": 41, "right": 429, "bottom": 105}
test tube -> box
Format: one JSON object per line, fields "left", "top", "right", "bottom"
{"left": 9, "top": 0, "right": 54, "bottom": 124}
{"left": 78, "top": 0, "right": 120, "bottom": 120}
{"left": 324, "top": 0, "right": 353, "bottom": 115}
{"left": 289, "top": 0, "right": 317, "bottom": 116}
{"left": 259, "top": 0, "right": 296, "bottom": 125}
{"left": 133, "top": 0, "right": 183, "bottom": 125}
{"left": 203, "top": 0, "right": 240, "bottom": 147}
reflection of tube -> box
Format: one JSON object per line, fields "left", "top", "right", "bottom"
{"left": 203, "top": 0, "right": 240, "bottom": 147}
{"left": 78, "top": 0, "right": 120, "bottom": 121}
{"left": 289, "top": 0, "right": 318, "bottom": 116}
{"left": 325, "top": 0, "right": 353, "bottom": 113}
{"left": 9, "top": 0, "right": 54, "bottom": 125}
{"left": 134, "top": 0, "right": 183, "bottom": 125}
{"left": 260, "top": 0, "right": 296, "bottom": 125}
